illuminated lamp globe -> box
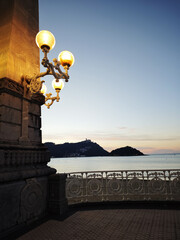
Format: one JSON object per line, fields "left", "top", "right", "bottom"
{"left": 58, "top": 51, "right": 74, "bottom": 67}
{"left": 36, "top": 30, "right": 55, "bottom": 51}
{"left": 40, "top": 83, "right": 47, "bottom": 94}
{"left": 52, "top": 79, "right": 64, "bottom": 90}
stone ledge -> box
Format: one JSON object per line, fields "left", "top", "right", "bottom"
{"left": 0, "top": 166, "right": 56, "bottom": 183}
{"left": 0, "top": 77, "right": 45, "bottom": 105}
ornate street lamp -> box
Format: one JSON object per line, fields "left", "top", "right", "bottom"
{"left": 23, "top": 30, "right": 74, "bottom": 108}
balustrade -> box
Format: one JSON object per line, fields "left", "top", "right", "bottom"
{"left": 66, "top": 169, "right": 180, "bottom": 205}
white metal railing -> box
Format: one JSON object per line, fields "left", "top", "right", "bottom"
{"left": 66, "top": 169, "right": 180, "bottom": 205}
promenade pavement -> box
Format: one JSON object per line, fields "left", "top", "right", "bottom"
{"left": 16, "top": 205, "right": 180, "bottom": 240}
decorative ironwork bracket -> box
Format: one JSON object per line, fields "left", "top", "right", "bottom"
{"left": 23, "top": 48, "right": 69, "bottom": 95}
{"left": 45, "top": 89, "right": 60, "bottom": 109}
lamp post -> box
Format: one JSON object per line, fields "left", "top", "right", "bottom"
{"left": 23, "top": 30, "right": 74, "bottom": 108}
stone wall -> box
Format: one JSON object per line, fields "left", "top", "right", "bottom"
{"left": 0, "top": 177, "right": 48, "bottom": 237}
{"left": 0, "top": 77, "right": 56, "bottom": 238}
{"left": 0, "top": 78, "right": 44, "bottom": 145}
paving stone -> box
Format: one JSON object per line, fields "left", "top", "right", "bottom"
{"left": 17, "top": 208, "right": 180, "bottom": 240}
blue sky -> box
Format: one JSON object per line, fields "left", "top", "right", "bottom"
{"left": 39, "top": 0, "right": 180, "bottom": 154}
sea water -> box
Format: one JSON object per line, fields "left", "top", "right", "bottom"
{"left": 48, "top": 154, "right": 180, "bottom": 173}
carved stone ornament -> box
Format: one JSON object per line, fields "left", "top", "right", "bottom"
{"left": 19, "top": 178, "right": 44, "bottom": 222}
{"left": 2, "top": 149, "right": 49, "bottom": 167}
{"left": 0, "top": 78, "right": 24, "bottom": 96}
{"left": 27, "top": 77, "right": 43, "bottom": 94}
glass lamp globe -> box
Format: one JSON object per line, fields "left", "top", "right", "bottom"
{"left": 52, "top": 79, "right": 64, "bottom": 90}
{"left": 58, "top": 51, "right": 75, "bottom": 67}
{"left": 36, "top": 30, "right": 55, "bottom": 50}
{"left": 40, "top": 83, "right": 47, "bottom": 94}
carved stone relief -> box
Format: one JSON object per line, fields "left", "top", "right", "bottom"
{"left": 19, "top": 178, "right": 44, "bottom": 222}
{"left": 0, "top": 78, "right": 24, "bottom": 96}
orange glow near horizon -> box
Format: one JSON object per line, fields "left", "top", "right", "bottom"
{"left": 42, "top": 134, "right": 180, "bottom": 154}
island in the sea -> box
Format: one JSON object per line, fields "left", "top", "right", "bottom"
{"left": 109, "top": 146, "right": 144, "bottom": 156}
{"left": 44, "top": 139, "right": 144, "bottom": 158}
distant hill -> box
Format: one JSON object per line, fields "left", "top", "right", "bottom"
{"left": 109, "top": 146, "right": 144, "bottom": 156}
{"left": 44, "top": 140, "right": 144, "bottom": 158}
{"left": 44, "top": 139, "right": 109, "bottom": 158}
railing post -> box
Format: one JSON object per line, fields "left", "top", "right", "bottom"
{"left": 48, "top": 173, "right": 68, "bottom": 216}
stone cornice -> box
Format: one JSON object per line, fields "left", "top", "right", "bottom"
{"left": 31, "top": 92, "right": 45, "bottom": 105}
{"left": 0, "top": 77, "right": 24, "bottom": 97}
{"left": 0, "top": 77, "right": 45, "bottom": 105}
{"left": 0, "top": 166, "right": 56, "bottom": 183}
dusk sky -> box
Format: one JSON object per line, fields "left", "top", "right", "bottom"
{"left": 39, "top": 0, "right": 180, "bottom": 154}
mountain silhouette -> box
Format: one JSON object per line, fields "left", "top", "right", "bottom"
{"left": 44, "top": 140, "right": 144, "bottom": 158}
{"left": 44, "top": 139, "right": 109, "bottom": 157}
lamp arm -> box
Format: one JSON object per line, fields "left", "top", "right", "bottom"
{"left": 53, "top": 58, "right": 69, "bottom": 81}
{"left": 56, "top": 65, "right": 69, "bottom": 81}
{"left": 42, "top": 57, "right": 65, "bottom": 80}
{"left": 56, "top": 89, "right": 60, "bottom": 102}
{"left": 45, "top": 92, "right": 60, "bottom": 109}
{"left": 35, "top": 69, "right": 50, "bottom": 79}
{"left": 46, "top": 61, "right": 62, "bottom": 79}
{"left": 45, "top": 97, "right": 56, "bottom": 109}
{"left": 23, "top": 69, "right": 49, "bottom": 84}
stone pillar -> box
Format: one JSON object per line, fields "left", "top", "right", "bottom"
{"left": 0, "top": 0, "right": 56, "bottom": 238}
{"left": 0, "top": 0, "right": 39, "bottom": 82}
{"left": 48, "top": 174, "right": 68, "bottom": 216}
